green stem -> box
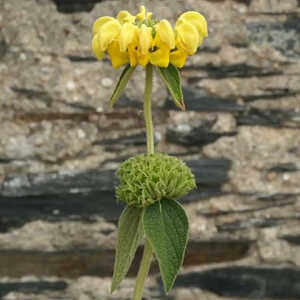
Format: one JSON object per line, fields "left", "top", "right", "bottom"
{"left": 132, "top": 64, "right": 154, "bottom": 300}
{"left": 144, "top": 64, "right": 154, "bottom": 154}
{"left": 132, "top": 239, "right": 153, "bottom": 300}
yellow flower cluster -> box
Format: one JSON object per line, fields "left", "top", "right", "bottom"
{"left": 92, "top": 6, "right": 207, "bottom": 69}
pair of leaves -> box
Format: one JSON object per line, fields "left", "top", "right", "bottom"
{"left": 110, "top": 64, "right": 185, "bottom": 111}
{"left": 111, "top": 199, "right": 188, "bottom": 293}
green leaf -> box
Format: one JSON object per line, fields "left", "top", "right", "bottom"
{"left": 143, "top": 199, "right": 188, "bottom": 292}
{"left": 109, "top": 64, "right": 135, "bottom": 108}
{"left": 111, "top": 206, "right": 144, "bottom": 292}
{"left": 158, "top": 64, "right": 185, "bottom": 110}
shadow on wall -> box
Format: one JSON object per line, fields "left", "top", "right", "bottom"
{"left": 174, "top": 266, "right": 300, "bottom": 299}
{"left": 0, "top": 281, "right": 67, "bottom": 298}
{"left": 48, "top": 0, "right": 255, "bottom": 14}
{"left": 49, "top": 0, "right": 105, "bottom": 13}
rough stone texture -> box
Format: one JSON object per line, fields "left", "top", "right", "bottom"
{"left": 1, "top": 0, "right": 300, "bottom": 299}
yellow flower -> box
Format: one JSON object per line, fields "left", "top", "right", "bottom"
{"left": 136, "top": 5, "right": 152, "bottom": 21}
{"left": 175, "top": 20, "right": 199, "bottom": 55}
{"left": 155, "top": 20, "right": 175, "bottom": 50}
{"left": 170, "top": 49, "right": 187, "bottom": 68}
{"left": 119, "top": 22, "right": 138, "bottom": 52}
{"left": 138, "top": 24, "right": 153, "bottom": 66}
{"left": 92, "top": 34, "right": 104, "bottom": 60}
{"left": 139, "top": 24, "right": 153, "bottom": 56}
{"left": 174, "top": 11, "right": 208, "bottom": 59}
{"left": 92, "top": 16, "right": 115, "bottom": 36}
{"left": 177, "top": 11, "right": 208, "bottom": 39}
{"left": 150, "top": 43, "right": 170, "bottom": 67}
{"left": 117, "top": 10, "right": 136, "bottom": 24}
{"left": 91, "top": 6, "right": 207, "bottom": 69}
{"left": 107, "top": 41, "right": 130, "bottom": 69}
{"left": 149, "top": 20, "right": 175, "bottom": 67}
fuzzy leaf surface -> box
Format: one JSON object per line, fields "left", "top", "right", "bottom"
{"left": 109, "top": 64, "right": 135, "bottom": 108}
{"left": 143, "top": 199, "right": 188, "bottom": 292}
{"left": 111, "top": 206, "right": 143, "bottom": 292}
{"left": 158, "top": 64, "right": 185, "bottom": 110}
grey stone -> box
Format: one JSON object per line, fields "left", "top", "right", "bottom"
{"left": 247, "top": 16, "right": 300, "bottom": 59}
{"left": 175, "top": 266, "right": 300, "bottom": 299}
{"left": 0, "top": 158, "right": 231, "bottom": 232}
{"left": 1, "top": 0, "right": 300, "bottom": 299}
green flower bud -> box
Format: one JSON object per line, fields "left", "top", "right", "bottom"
{"left": 116, "top": 153, "right": 196, "bottom": 207}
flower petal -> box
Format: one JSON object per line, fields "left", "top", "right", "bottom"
{"left": 177, "top": 11, "right": 208, "bottom": 39}
{"left": 150, "top": 43, "right": 170, "bottom": 67}
{"left": 93, "top": 16, "right": 115, "bottom": 36}
{"left": 139, "top": 24, "right": 153, "bottom": 55}
{"left": 99, "top": 20, "right": 122, "bottom": 51}
{"left": 128, "top": 44, "right": 138, "bottom": 67}
{"left": 92, "top": 33, "right": 105, "bottom": 60}
{"left": 156, "top": 20, "right": 175, "bottom": 50}
{"left": 107, "top": 41, "right": 129, "bottom": 69}
{"left": 136, "top": 6, "right": 153, "bottom": 21}
{"left": 136, "top": 5, "right": 146, "bottom": 20}
{"left": 119, "top": 23, "right": 137, "bottom": 52}
{"left": 170, "top": 49, "right": 187, "bottom": 68}
{"left": 146, "top": 12, "right": 153, "bottom": 20}
{"left": 117, "top": 10, "right": 136, "bottom": 24}
{"left": 138, "top": 54, "right": 150, "bottom": 67}
{"left": 175, "top": 20, "right": 199, "bottom": 55}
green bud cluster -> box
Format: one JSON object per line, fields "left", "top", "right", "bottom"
{"left": 116, "top": 153, "right": 196, "bottom": 207}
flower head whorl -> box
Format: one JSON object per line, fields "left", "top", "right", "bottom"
{"left": 92, "top": 6, "right": 207, "bottom": 69}
{"left": 116, "top": 153, "right": 196, "bottom": 207}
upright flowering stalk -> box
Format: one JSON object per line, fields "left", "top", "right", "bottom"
{"left": 92, "top": 6, "right": 207, "bottom": 300}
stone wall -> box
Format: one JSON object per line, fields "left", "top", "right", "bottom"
{"left": 0, "top": 0, "right": 300, "bottom": 299}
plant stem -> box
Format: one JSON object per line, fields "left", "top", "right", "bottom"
{"left": 132, "top": 64, "right": 154, "bottom": 300}
{"left": 144, "top": 64, "right": 154, "bottom": 154}
{"left": 132, "top": 239, "right": 153, "bottom": 300}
